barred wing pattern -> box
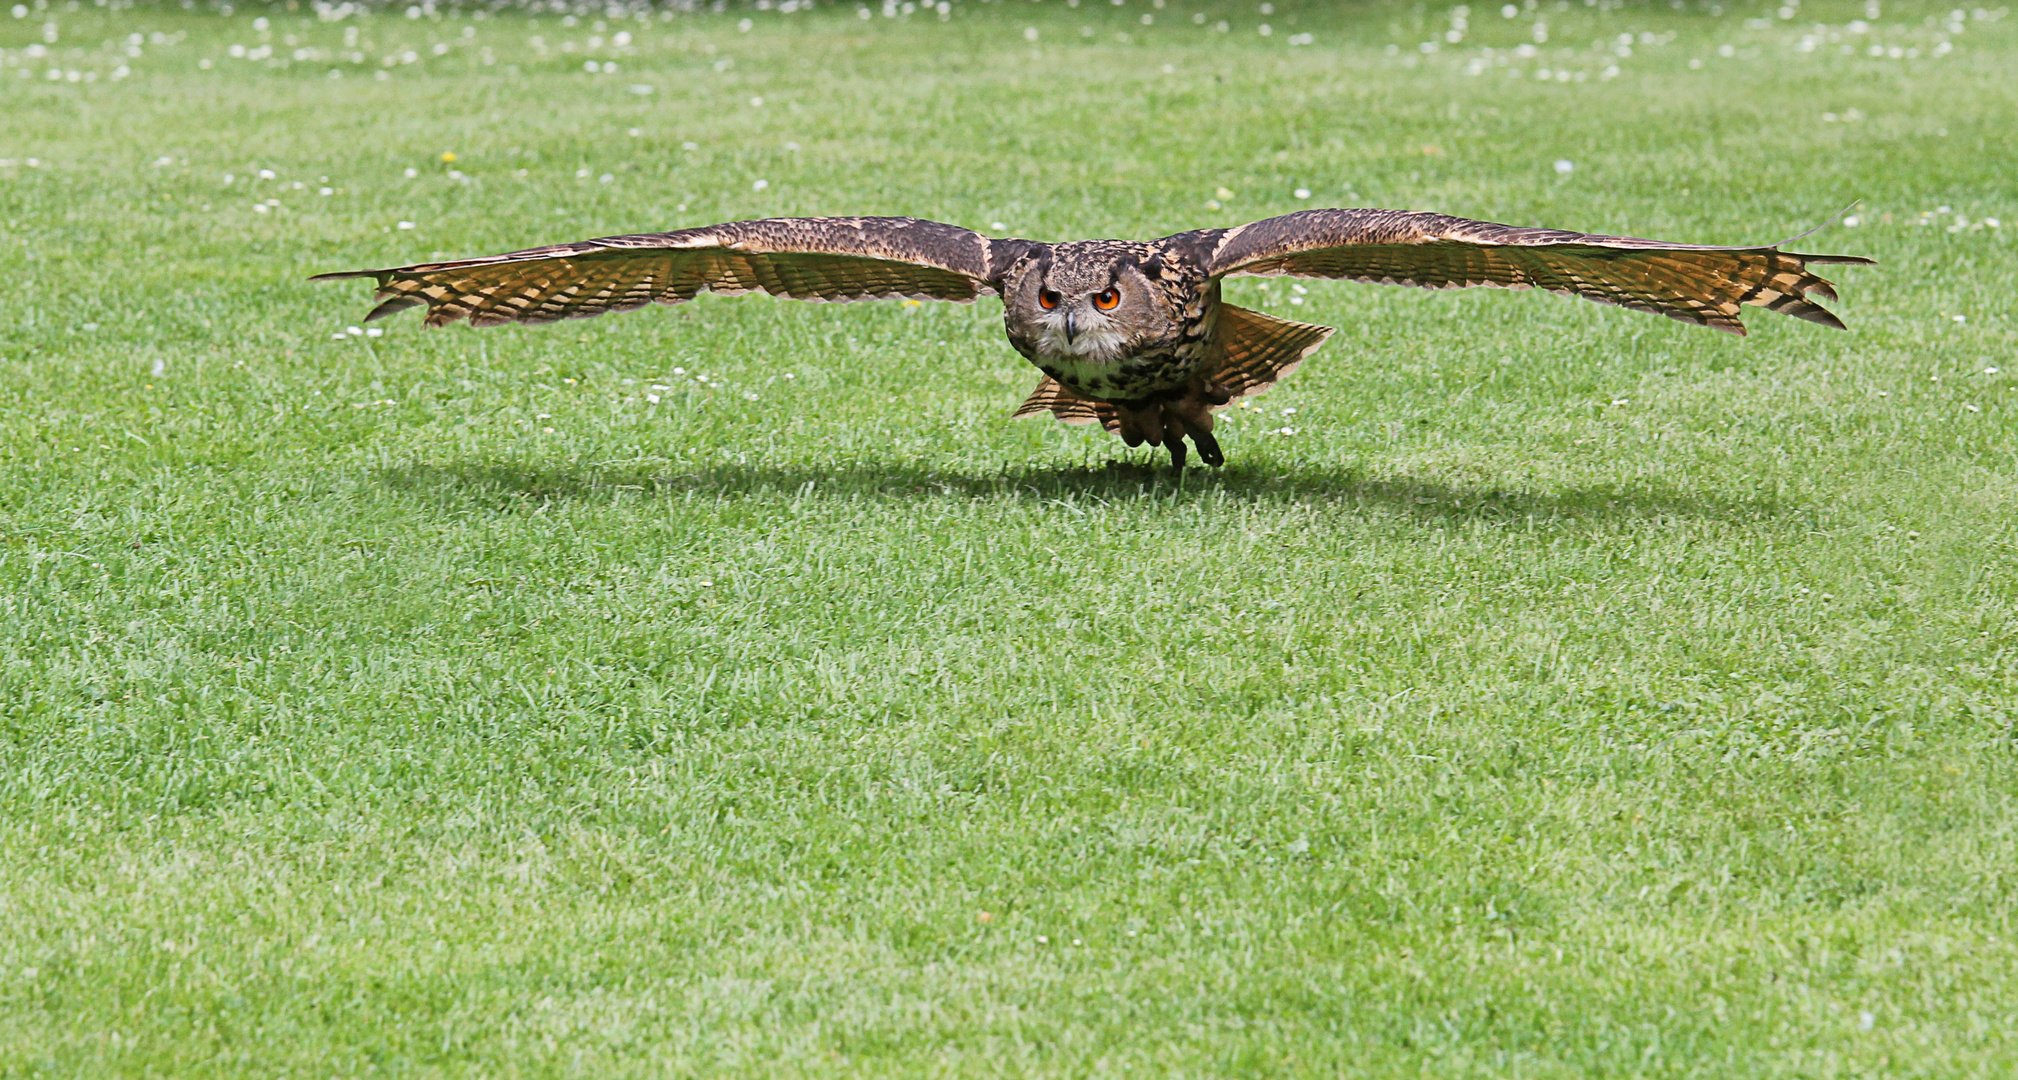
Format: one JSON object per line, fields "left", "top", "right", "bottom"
{"left": 1201, "top": 209, "right": 1874, "bottom": 335}
{"left": 310, "top": 216, "right": 1007, "bottom": 328}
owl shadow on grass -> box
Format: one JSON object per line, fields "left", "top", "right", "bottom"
{"left": 382, "top": 457, "right": 1793, "bottom": 528}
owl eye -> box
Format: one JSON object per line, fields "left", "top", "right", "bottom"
{"left": 1092, "top": 288, "right": 1121, "bottom": 311}
{"left": 1037, "top": 288, "right": 1061, "bottom": 310}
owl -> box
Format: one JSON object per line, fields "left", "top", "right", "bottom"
{"left": 314, "top": 209, "right": 1871, "bottom": 468}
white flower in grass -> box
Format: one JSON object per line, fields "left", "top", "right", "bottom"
{"left": 1294, "top": 187, "right": 1311, "bottom": 199}
{"left": 1554, "top": 159, "right": 1575, "bottom": 175}
{"left": 397, "top": 220, "right": 415, "bottom": 230}
{"left": 752, "top": 178, "right": 769, "bottom": 191}
{"left": 364, "top": 328, "right": 382, "bottom": 338}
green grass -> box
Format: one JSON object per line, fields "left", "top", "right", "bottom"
{"left": 4, "top": 0, "right": 2017, "bottom": 1075}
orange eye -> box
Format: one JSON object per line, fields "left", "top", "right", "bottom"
{"left": 1093, "top": 288, "right": 1120, "bottom": 311}
{"left": 1038, "top": 288, "right": 1061, "bottom": 310}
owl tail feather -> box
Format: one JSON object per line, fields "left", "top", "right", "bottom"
{"left": 1211, "top": 304, "right": 1335, "bottom": 401}
{"left": 1012, "top": 377, "right": 1122, "bottom": 432}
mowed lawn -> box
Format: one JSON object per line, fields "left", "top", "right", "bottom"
{"left": 4, "top": 0, "right": 2016, "bottom": 1075}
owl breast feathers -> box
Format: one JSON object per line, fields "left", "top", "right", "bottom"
{"left": 314, "top": 208, "right": 1871, "bottom": 468}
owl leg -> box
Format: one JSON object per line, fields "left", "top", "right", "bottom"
{"left": 1166, "top": 396, "right": 1225, "bottom": 468}
{"left": 1161, "top": 412, "right": 1189, "bottom": 469}
{"left": 1113, "top": 402, "right": 1164, "bottom": 450}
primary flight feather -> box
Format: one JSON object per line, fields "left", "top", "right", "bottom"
{"left": 313, "top": 209, "right": 1871, "bottom": 468}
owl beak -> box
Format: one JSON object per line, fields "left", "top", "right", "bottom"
{"left": 1063, "top": 309, "right": 1080, "bottom": 344}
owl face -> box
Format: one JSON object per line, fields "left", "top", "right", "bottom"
{"left": 1004, "top": 255, "right": 1167, "bottom": 366}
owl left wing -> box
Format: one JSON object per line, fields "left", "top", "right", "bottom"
{"left": 1195, "top": 208, "right": 1873, "bottom": 335}
{"left": 311, "top": 216, "right": 1022, "bottom": 328}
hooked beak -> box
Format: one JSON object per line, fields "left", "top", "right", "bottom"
{"left": 1064, "top": 309, "right": 1079, "bottom": 344}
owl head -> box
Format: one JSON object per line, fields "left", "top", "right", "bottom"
{"left": 1004, "top": 248, "right": 1167, "bottom": 364}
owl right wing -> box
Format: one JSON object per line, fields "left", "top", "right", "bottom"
{"left": 1195, "top": 208, "right": 1873, "bottom": 335}
{"left": 312, "top": 216, "right": 1028, "bottom": 328}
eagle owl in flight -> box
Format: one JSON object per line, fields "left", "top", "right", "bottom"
{"left": 315, "top": 209, "right": 1870, "bottom": 468}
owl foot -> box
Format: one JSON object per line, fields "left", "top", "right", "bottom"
{"left": 1113, "top": 397, "right": 1223, "bottom": 468}
{"left": 1167, "top": 392, "right": 1224, "bottom": 468}
{"left": 1190, "top": 429, "right": 1225, "bottom": 467}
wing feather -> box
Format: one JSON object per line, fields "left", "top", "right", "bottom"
{"left": 312, "top": 216, "right": 1012, "bottom": 329}
{"left": 1199, "top": 209, "right": 1873, "bottom": 335}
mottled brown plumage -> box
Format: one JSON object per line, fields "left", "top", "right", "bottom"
{"left": 313, "top": 209, "right": 1871, "bottom": 467}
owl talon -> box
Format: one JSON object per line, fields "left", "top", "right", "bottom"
{"left": 1166, "top": 438, "right": 1188, "bottom": 469}
{"left": 1192, "top": 430, "right": 1224, "bottom": 467}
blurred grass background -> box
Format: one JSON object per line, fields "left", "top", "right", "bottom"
{"left": 2, "top": 0, "right": 2015, "bottom": 1075}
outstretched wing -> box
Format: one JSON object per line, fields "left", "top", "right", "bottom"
{"left": 1196, "top": 209, "right": 1873, "bottom": 335}
{"left": 311, "top": 216, "right": 1016, "bottom": 328}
